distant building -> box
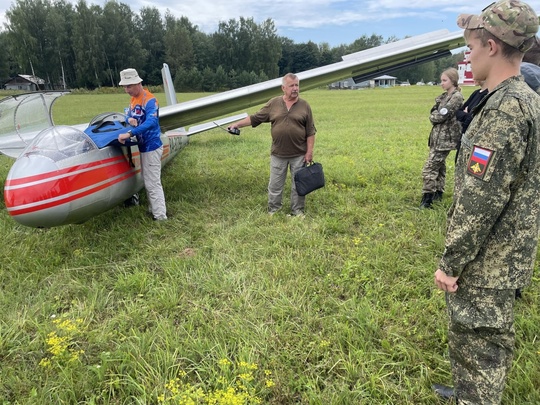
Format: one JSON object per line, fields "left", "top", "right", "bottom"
{"left": 3, "top": 74, "right": 45, "bottom": 91}
{"left": 329, "top": 75, "right": 397, "bottom": 89}
{"left": 373, "top": 75, "right": 397, "bottom": 87}
{"left": 458, "top": 52, "right": 474, "bottom": 86}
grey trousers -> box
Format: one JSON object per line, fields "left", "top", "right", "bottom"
{"left": 141, "top": 146, "right": 167, "bottom": 219}
{"left": 268, "top": 155, "right": 305, "bottom": 214}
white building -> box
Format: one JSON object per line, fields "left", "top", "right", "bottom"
{"left": 329, "top": 75, "right": 397, "bottom": 89}
{"left": 3, "top": 74, "right": 45, "bottom": 91}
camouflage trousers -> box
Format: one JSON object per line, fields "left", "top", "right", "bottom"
{"left": 446, "top": 285, "right": 515, "bottom": 405}
{"left": 421, "top": 149, "right": 451, "bottom": 194}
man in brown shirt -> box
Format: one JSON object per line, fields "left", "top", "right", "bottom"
{"left": 229, "top": 73, "right": 317, "bottom": 216}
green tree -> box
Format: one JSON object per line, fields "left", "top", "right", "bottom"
{"left": 175, "top": 66, "right": 203, "bottom": 92}
{"left": 393, "top": 61, "right": 436, "bottom": 84}
{"left": 213, "top": 65, "right": 228, "bottom": 91}
{"left": 5, "top": 0, "right": 49, "bottom": 78}
{"left": 236, "top": 70, "right": 259, "bottom": 87}
{"left": 213, "top": 19, "right": 240, "bottom": 73}
{"left": 44, "top": 0, "right": 76, "bottom": 89}
{"left": 434, "top": 53, "right": 464, "bottom": 79}
{"left": 72, "top": 0, "right": 105, "bottom": 88}
{"left": 347, "top": 34, "right": 385, "bottom": 53}
{"left": 278, "top": 37, "right": 295, "bottom": 75}
{"left": 172, "top": 66, "right": 192, "bottom": 92}
{"left": 329, "top": 43, "right": 350, "bottom": 62}
{"left": 289, "top": 41, "right": 320, "bottom": 73}
{"left": 213, "top": 17, "right": 280, "bottom": 79}
{"left": 100, "top": 1, "right": 145, "bottom": 87}
{"left": 164, "top": 12, "right": 195, "bottom": 78}
{"left": 227, "top": 68, "right": 238, "bottom": 89}
{"left": 318, "top": 42, "right": 337, "bottom": 67}
{"left": 201, "top": 66, "right": 216, "bottom": 92}
{"left": 0, "top": 32, "right": 16, "bottom": 81}
{"left": 1, "top": 2, "right": 464, "bottom": 92}
{"left": 136, "top": 6, "right": 165, "bottom": 84}
{"left": 191, "top": 30, "right": 215, "bottom": 72}
{"left": 248, "top": 18, "right": 281, "bottom": 78}
{"left": 257, "top": 70, "right": 269, "bottom": 83}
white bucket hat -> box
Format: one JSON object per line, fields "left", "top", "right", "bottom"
{"left": 119, "top": 68, "right": 143, "bottom": 85}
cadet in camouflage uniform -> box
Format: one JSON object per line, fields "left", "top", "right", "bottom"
{"left": 433, "top": 1, "right": 540, "bottom": 404}
{"left": 419, "top": 68, "right": 464, "bottom": 209}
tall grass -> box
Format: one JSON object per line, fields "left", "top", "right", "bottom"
{"left": 0, "top": 86, "right": 538, "bottom": 404}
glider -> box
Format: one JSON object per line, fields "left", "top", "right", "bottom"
{"left": 0, "top": 29, "right": 465, "bottom": 228}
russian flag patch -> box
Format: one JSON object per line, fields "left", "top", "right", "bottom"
{"left": 467, "top": 145, "right": 494, "bottom": 180}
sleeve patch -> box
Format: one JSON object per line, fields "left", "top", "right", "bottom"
{"left": 467, "top": 145, "right": 494, "bottom": 180}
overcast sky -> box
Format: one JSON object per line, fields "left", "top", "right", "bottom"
{"left": 1, "top": 0, "right": 540, "bottom": 46}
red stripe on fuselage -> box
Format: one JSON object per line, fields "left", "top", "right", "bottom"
{"left": 5, "top": 155, "right": 137, "bottom": 213}
{"left": 5, "top": 145, "right": 171, "bottom": 216}
{"left": 6, "top": 155, "right": 130, "bottom": 187}
{"left": 8, "top": 170, "right": 138, "bottom": 215}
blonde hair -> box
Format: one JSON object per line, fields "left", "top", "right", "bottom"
{"left": 442, "top": 67, "right": 461, "bottom": 91}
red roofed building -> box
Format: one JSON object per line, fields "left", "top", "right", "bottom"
{"left": 458, "top": 52, "right": 475, "bottom": 86}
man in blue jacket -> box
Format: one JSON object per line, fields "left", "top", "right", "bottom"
{"left": 118, "top": 68, "right": 167, "bottom": 221}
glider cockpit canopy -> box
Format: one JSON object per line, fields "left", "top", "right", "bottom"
{"left": 0, "top": 91, "right": 69, "bottom": 158}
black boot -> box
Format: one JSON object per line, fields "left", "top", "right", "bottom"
{"left": 433, "top": 190, "right": 443, "bottom": 202}
{"left": 123, "top": 193, "right": 140, "bottom": 207}
{"left": 419, "top": 193, "right": 434, "bottom": 209}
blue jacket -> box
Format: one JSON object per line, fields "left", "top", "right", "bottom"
{"left": 126, "top": 89, "right": 162, "bottom": 152}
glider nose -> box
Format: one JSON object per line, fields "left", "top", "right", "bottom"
{"left": 4, "top": 125, "right": 97, "bottom": 227}
{"left": 4, "top": 154, "right": 68, "bottom": 227}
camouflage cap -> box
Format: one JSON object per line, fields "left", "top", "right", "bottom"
{"left": 457, "top": 0, "right": 539, "bottom": 52}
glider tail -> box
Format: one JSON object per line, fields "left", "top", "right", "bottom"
{"left": 161, "top": 63, "right": 178, "bottom": 106}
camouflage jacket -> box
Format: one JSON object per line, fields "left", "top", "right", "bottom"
{"left": 439, "top": 76, "right": 540, "bottom": 289}
{"left": 428, "top": 89, "right": 464, "bottom": 151}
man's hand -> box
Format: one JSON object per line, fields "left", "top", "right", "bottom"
{"left": 434, "top": 269, "right": 459, "bottom": 293}
{"left": 118, "top": 133, "right": 131, "bottom": 144}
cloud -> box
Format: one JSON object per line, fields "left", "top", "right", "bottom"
{"left": 2, "top": 0, "right": 540, "bottom": 40}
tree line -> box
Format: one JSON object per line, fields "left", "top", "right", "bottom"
{"left": 0, "top": 0, "right": 463, "bottom": 91}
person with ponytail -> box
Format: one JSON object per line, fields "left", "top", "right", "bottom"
{"left": 419, "top": 67, "right": 464, "bottom": 209}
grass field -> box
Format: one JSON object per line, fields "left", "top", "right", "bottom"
{"left": 0, "top": 86, "right": 539, "bottom": 404}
